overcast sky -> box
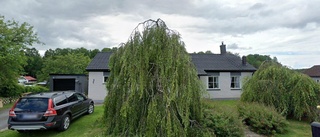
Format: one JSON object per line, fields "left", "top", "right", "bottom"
{"left": 1, "top": 0, "right": 319, "bottom": 69}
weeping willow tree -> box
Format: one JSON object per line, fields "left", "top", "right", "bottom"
{"left": 103, "top": 19, "right": 208, "bottom": 136}
{"left": 241, "top": 61, "right": 320, "bottom": 121}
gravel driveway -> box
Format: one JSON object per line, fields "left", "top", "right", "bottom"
{"left": 0, "top": 108, "right": 10, "bottom": 131}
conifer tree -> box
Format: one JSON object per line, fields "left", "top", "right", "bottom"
{"left": 103, "top": 19, "right": 206, "bottom": 136}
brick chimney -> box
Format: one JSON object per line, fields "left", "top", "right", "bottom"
{"left": 242, "top": 56, "right": 247, "bottom": 66}
{"left": 220, "top": 42, "right": 226, "bottom": 54}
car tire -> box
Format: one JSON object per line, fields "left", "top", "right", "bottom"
{"left": 87, "top": 103, "right": 94, "bottom": 114}
{"left": 58, "top": 114, "right": 70, "bottom": 131}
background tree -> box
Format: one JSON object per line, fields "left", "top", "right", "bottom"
{"left": 23, "top": 48, "right": 43, "bottom": 78}
{"left": 104, "top": 19, "right": 209, "bottom": 136}
{"left": 241, "top": 61, "right": 320, "bottom": 121}
{"left": 43, "top": 47, "right": 99, "bottom": 59}
{"left": 246, "top": 54, "right": 279, "bottom": 68}
{"left": 101, "top": 47, "right": 117, "bottom": 52}
{"left": 89, "top": 49, "right": 100, "bottom": 59}
{"left": 43, "top": 48, "right": 56, "bottom": 59}
{"left": 38, "top": 53, "right": 90, "bottom": 81}
{"left": 0, "top": 16, "right": 41, "bottom": 97}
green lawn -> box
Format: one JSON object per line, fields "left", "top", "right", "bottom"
{"left": 0, "top": 105, "right": 105, "bottom": 137}
{"left": 205, "top": 99, "right": 312, "bottom": 137}
{"left": 0, "top": 103, "right": 14, "bottom": 111}
{"left": 0, "top": 100, "right": 313, "bottom": 137}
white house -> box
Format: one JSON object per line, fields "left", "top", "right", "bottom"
{"left": 86, "top": 43, "right": 256, "bottom": 102}
{"left": 303, "top": 65, "right": 320, "bottom": 83}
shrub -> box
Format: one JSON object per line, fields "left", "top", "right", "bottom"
{"left": 241, "top": 62, "right": 320, "bottom": 121}
{"left": 202, "top": 102, "right": 244, "bottom": 137}
{"left": 0, "top": 83, "right": 24, "bottom": 97}
{"left": 237, "top": 102, "right": 288, "bottom": 135}
{"left": 23, "top": 85, "right": 49, "bottom": 94}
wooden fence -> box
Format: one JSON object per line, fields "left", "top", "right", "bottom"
{"left": 0, "top": 96, "right": 19, "bottom": 106}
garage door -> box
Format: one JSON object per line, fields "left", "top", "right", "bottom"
{"left": 53, "top": 79, "right": 75, "bottom": 91}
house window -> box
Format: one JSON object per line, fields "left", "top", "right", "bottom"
{"left": 230, "top": 76, "right": 240, "bottom": 89}
{"left": 103, "top": 71, "right": 110, "bottom": 84}
{"left": 104, "top": 76, "right": 108, "bottom": 83}
{"left": 208, "top": 76, "right": 219, "bottom": 89}
{"left": 317, "top": 79, "right": 320, "bottom": 83}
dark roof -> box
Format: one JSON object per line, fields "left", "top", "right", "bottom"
{"left": 303, "top": 65, "right": 320, "bottom": 77}
{"left": 191, "top": 54, "right": 256, "bottom": 75}
{"left": 86, "top": 52, "right": 112, "bottom": 71}
{"left": 86, "top": 52, "right": 256, "bottom": 75}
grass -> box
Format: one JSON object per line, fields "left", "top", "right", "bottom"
{"left": 0, "top": 105, "right": 104, "bottom": 137}
{"left": 0, "top": 100, "right": 312, "bottom": 137}
{"left": 203, "top": 99, "right": 312, "bottom": 137}
{"left": 0, "top": 103, "right": 14, "bottom": 111}
{"left": 275, "top": 120, "right": 311, "bottom": 137}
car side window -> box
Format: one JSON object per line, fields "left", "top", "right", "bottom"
{"left": 55, "top": 95, "right": 68, "bottom": 106}
{"left": 75, "top": 94, "right": 84, "bottom": 101}
{"left": 68, "top": 94, "right": 79, "bottom": 102}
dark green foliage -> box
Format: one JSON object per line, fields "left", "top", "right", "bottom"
{"left": 101, "top": 47, "right": 117, "bottom": 53}
{"left": 241, "top": 62, "right": 320, "bottom": 121}
{"left": 0, "top": 16, "right": 41, "bottom": 97}
{"left": 23, "top": 86, "right": 49, "bottom": 93}
{"left": 0, "top": 84, "right": 48, "bottom": 97}
{"left": 24, "top": 48, "right": 43, "bottom": 78}
{"left": 43, "top": 47, "right": 101, "bottom": 59}
{"left": 246, "top": 54, "right": 279, "bottom": 68}
{"left": 202, "top": 102, "right": 244, "bottom": 137}
{"left": 0, "top": 83, "right": 24, "bottom": 97}
{"left": 38, "top": 53, "right": 90, "bottom": 81}
{"left": 103, "top": 19, "right": 205, "bottom": 136}
{"left": 237, "top": 102, "right": 288, "bottom": 135}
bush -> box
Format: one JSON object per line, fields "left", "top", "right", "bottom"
{"left": 187, "top": 126, "right": 215, "bottom": 137}
{"left": 0, "top": 83, "right": 24, "bottom": 97}
{"left": 237, "top": 102, "right": 288, "bottom": 135}
{"left": 241, "top": 62, "right": 320, "bottom": 121}
{"left": 0, "top": 83, "right": 49, "bottom": 97}
{"left": 202, "top": 103, "right": 244, "bottom": 137}
{"left": 23, "top": 85, "right": 49, "bottom": 94}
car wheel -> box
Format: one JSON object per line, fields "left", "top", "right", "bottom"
{"left": 87, "top": 103, "right": 94, "bottom": 114}
{"left": 58, "top": 114, "right": 70, "bottom": 131}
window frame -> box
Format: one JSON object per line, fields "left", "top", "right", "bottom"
{"left": 230, "top": 76, "right": 241, "bottom": 89}
{"left": 208, "top": 76, "right": 219, "bottom": 89}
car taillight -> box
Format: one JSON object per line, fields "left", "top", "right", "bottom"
{"left": 9, "top": 110, "right": 16, "bottom": 117}
{"left": 44, "top": 99, "right": 57, "bottom": 116}
{"left": 9, "top": 100, "right": 19, "bottom": 117}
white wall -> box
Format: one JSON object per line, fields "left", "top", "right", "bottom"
{"left": 312, "top": 77, "right": 320, "bottom": 83}
{"left": 88, "top": 71, "right": 253, "bottom": 101}
{"left": 88, "top": 72, "right": 108, "bottom": 102}
{"left": 201, "top": 72, "right": 253, "bottom": 99}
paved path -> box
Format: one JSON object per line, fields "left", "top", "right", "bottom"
{"left": 0, "top": 108, "right": 10, "bottom": 131}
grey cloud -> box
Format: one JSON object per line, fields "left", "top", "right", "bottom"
{"left": 249, "top": 3, "right": 267, "bottom": 10}
{"left": 228, "top": 43, "right": 252, "bottom": 50}
{"left": 1, "top": 0, "right": 320, "bottom": 52}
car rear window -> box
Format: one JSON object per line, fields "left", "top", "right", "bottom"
{"left": 15, "top": 98, "right": 48, "bottom": 112}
